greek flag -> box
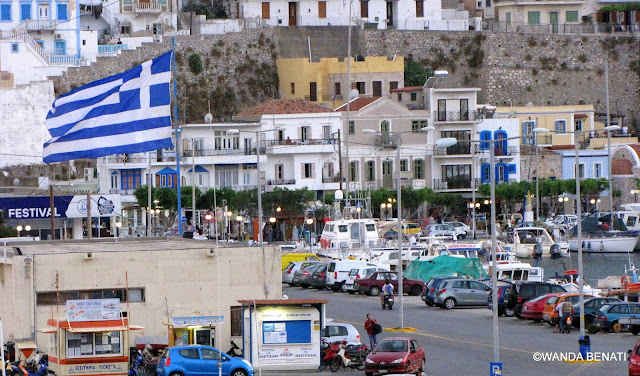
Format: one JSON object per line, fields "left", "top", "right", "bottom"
{"left": 43, "top": 51, "right": 174, "bottom": 163}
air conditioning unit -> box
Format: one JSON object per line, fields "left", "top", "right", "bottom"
{"left": 84, "top": 168, "right": 95, "bottom": 182}
{"left": 205, "top": 248, "right": 216, "bottom": 257}
{"left": 84, "top": 252, "right": 94, "bottom": 260}
{"left": 55, "top": 33, "right": 63, "bottom": 40}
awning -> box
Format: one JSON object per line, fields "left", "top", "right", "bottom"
{"left": 16, "top": 341, "right": 37, "bottom": 349}
{"left": 574, "top": 114, "right": 589, "bottom": 119}
{"left": 187, "top": 165, "right": 209, "bottom": 173}
{"left": 157, "top": 167, "right": 177, "bottom": 174}
{"left": 40, "top": 325, "right": 143, "bottom": 333}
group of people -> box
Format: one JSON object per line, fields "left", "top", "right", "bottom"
{"left": 363, "top": 280, "right": 395, "bottom": 347}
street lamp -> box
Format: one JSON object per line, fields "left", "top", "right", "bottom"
{"left": 236, "top": 215, "right": 244, "bottom": 241}
{"left": 558, "top": 195, "right": 569, "bottom": 215}
{"left": 362, "top": 126, "right": 435, "bottom": 329}
{"left": 205, "top": 214, "right": 212, "bottom": 237}
{"left": 533, "top": 128, "right": 550, "bottom": 222}
{"left": 16, "top": 225, "right": 23, "bottom": 237}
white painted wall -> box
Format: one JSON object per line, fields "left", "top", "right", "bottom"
{"left": 0, "top": 80, "right": 54, "bottom": 167}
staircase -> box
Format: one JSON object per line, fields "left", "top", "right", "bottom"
{"left": 1, "top": 25, "right": 50, "bottom": 64}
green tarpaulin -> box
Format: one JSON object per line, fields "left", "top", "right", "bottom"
{"left": 404, "top": 255, "right": 487, "bottom": 282}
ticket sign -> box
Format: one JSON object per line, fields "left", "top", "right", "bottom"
{"left": 66, "top": 299, "right": 121, "bottom": 322}
{"left": 65, "top": 362, "right": 126, "bottom": 375}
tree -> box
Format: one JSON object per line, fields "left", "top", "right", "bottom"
{"left": 404, "top": 60, "right": 434, "bottom": 87}
{"left": 0, "top": 211, "right": 16, "bottom": 238}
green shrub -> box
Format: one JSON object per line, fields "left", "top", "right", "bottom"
{"left": 188, "top": 53, "right": 203, "bottom": 75}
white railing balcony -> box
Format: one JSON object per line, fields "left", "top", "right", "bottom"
{"left": 24, "top": 19, "right": 56, "bottom": 30}
{"left": 49, "top": 54, "right": 81, "bottom": 65}
{"left": 97, "top": 44, "right": 128, "bottom": 56}
{"left": 133, "top": 1, "right": 167, "bottom": 13}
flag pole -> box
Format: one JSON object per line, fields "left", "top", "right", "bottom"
{"left": 172, "top": 40, "right": 183, "bottom": 236}
{"left": 148, "top": 151, "right": 152, "bottom": 237}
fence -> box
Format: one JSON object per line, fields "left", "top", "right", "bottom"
{"left": 483, "top": 20, "right": 640, "bottom": 35}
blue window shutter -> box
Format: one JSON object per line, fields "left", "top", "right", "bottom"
{"left": 1, "top": 4, "right": 11, "bottom": 21}
{"left": 57, "top": 4, "right": 67, "bottom": 21}
{"left": 480, "top": 131, "right": 490, "bottom": 150}
{"left": 20, "top": 4, "right": 30, "bottom": 20}
{"left": 508, "top": 164, "right": 516, "bottom": 174}
{"left": 481, "top": 163, "right": 488, "bottom": 183}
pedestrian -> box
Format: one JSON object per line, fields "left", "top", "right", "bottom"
{"left": 555, "top": 300, "right": 574, "bottom": 333}
{"left": 364, "top": 314, "right": 378, "bottom": 348}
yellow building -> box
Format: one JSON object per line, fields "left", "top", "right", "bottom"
{"left": 276, "top": 56, "right": 405, "bottom": 109}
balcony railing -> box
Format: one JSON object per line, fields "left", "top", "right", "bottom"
{"left": 97, "top": 44, "right": 128, "bottom": 56}
{"left": 101, "top": 155, "right": 146, "bottom": 163}
{"left": 109, "top": 188, "right": 138, "bottom": 195}
{"left": 267, "top": 179, "right": 296, "bottom": 185}
{"left": 133, "top": 1, "right": 166, "bottom": 12}
{"left": 322, "top": 176, "right": 345, "bottom": 183}
{"left": 434, "top": 111, "right": 480, "bottom": 122}
{"left": 182, "top": 148, "right": 264, "bottom": 157}
{"left": 266, "top": 138, "right": 335, "bottom": 146}
{"left": 24, "top": 19, "right": 55, "bottom": 30}
{"left": 433, "top": 144, "right": 472, "bottom": 156}
{"left": 377, "top": 133, "right": 397, "bottom": 148}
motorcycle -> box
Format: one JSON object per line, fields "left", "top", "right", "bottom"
{"left": 560, "top": 316, "right": 572, "bottom": 334}
{"left": 10, "top": 352, "right": 55, "bottom": 376}
{"left": 128, "top": 351, "right": 156, "bottom": 376}
{"left": 381, "top": 294, "right": 394, "bottom": 310}
{"left": 319, "top": 340, "right": 339, "bottom": 371}
{"left": 227, "top": 340, "right": 243, "bottom": 358}
{"left": 329, "top": 341, "right": 368, "bottom": 372}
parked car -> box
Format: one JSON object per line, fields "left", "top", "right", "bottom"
{"left": 326, "top": 260, "right": 381, "bottom": 292}
{"left": 571, "top": 297, "right": 622, "bottom": 328}
{"left": 520, "top": 293, "right": 561, "bottom": 322}
{"left": 628, "top": 341, "right": 640, "bottom": 376}
{"left": 310, "top": 264, "right": 329, "bottom": 289}
{"left": 421, "top": 277, "right": 464, "bottom": 306}
{"left": 595, "top": 302, "right": 640, "bottom": 333}
{"left": 157, "top": 345, "right": 254, "bottom": 376}
{"left": 282, "top": 261, "right": 323, "bottom": 285}
{"left": 354, "top": 271, "right": 425, "bottom": 296}
{"left": 322, "top": 322, "right": 361, "bottom": 345}
{"left": 434, "top": 279, "right": 491, "bottom": 309}
{"left": 502, "top": 281, "right": 567, "bottom": 318}
{"left": 422, "top": 224, "right": 465, "bottom": 239}
{"left": 364, "top": 337, "right": 425, "bottom": 376}
{"left": 345, "top": 266, "right": 389, "bottom": 294}
{"left": 542, "top": 293, "right": 594, "bottom": 325}
{"left": 487, "top": 280, "right": 515, "bottom": 316}
{"left": 293, "top": 263, "right": 325, "bottom": 289}
{"left": 444, "top": 221, "right": 471, "bottom": 235}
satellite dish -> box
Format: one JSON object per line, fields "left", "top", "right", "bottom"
{"left": 204, "top": 113, "right": 213, "bottom": 124}
{"left": 334, "top": 190, "right": 344, "bottom": 200}
{"left": 508, "top": 111, "right": 515, "bottom": 118}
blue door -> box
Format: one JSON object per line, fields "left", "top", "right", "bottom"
{"left": 54, "top": 40, "right": 66, "bottom": 55}
{"left": 200, "top": 348, "right": 222, "bottom": 376}
{"left": 21, "top": 4, "right": 31, "bottom": 20}
{"left": 56, "top": 3, "right": 67, "bottom": 20}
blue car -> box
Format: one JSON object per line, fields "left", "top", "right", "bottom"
{"left": 595, "top": 302, "right": 640, "bottom": 332}
{"left": 157, "top": 345, "right": 253, "bottom": 376}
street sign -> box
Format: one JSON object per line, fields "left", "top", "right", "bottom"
{"left": 490, "top": 362, "right": 502, "bottom": 376}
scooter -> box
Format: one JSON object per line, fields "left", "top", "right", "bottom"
{"left": 329, "top": 341, "right": 367, "bottom": 372}
{"left": 11, "top": 352, "right": 55, "bottom": 376}
{"left": 561, "top": 316, "right": 572, "bottom": 334}
{"left": 319, "top": 340, "right": 339, "bottom": 371}
{"left": 382, "top": 294, "right": 394, "bottom": 310}
{"left": 227, "top": 341, "right": 243, "bottom": 358}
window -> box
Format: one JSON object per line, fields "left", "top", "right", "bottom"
{"left": 400, "top": 159, "right": 408, "bottom": 172}
{"left": 37, "top": 288, "right": 144, "bottom": 306}
{"left": 275, "top": 164, "right": 283, "bottom": 179}
{"left": 441, "top": 130, "right": 471, "bottom": 154}
{"left": 486, "top": 0, "right": 491, "bottom": 5}
{"left": 366, "top": 161, "right": 375, "bottom": 181}
{"left": 290, "top": 83, "right": 295, "bottom": 94}
{"left": 348, "top": 121, "right": 355, "bottom": 134}
{"left": 10, "top": 43, "right": 18, "bottom": 53}
{"left": 413, "top": 159, "right": 424, "bottom": 179}
{"left": 522, "top": 120, "right": 535, "bottom": 144}
{"left": 179, "top": 349, "right": 200, "bottom": 359}
{"left": 215, "top": 165, "right": 238, "bottom": 188}
{"left": 38, "top": 4, "right": 48, "bottom": 19}
{"left": 110, "top": 172, "right": 118, "bottom": 189}
{"left": 416, "top": 0, "right": 423, "bottom": 17}
{"left": 356, "top": 81, "right": 365, "bottom": 94}
{"left": 411, "top": 93, "right": 417, "bottom": 101}
{"left": 121, "top": 169, "right": 141, "bottom": 190}
{"left": 506, "top": 12, "right": 511, "bottom": 25}
{"left": 437, "top": 99, "right": 446, "bottom": 121}
{"left": 555, "top": 119, "right": 567, "bottom": 134}
{"left": 334, "top": 82, "right": 341, "bottom": 96}
{"left": 349, "top": 160, "right": 359, "bottom": 181}
{"left": 1, "top": 4, "right": 11, "bottom": 21}
{"left": 398, "top": 93, "right": 402, "bottom": 101}
{"left": 302, "top": 163, "right": 315, "bottom": 178}
{"left": 360, "top": 0, "right": 368, "bottom": 18}
{"left": 20, "top": 3, "right": 31, "bottom": 20}
{"left": 214, "top": 131, "right": 239, "bottom": 150}
{"left": 497, "top": 165, "right": 505, "bottom": 181}
{"left": 566, "top": 11, "right": 578, "bottom": 22}
{"left": 412, "top": 120, "right": 427, "bottom": 132}
{"left": 230, "top": 306, "right": 242, "bottom": 336}
{"left": 57, "top": 3, "right": 68, "bottom": 21}
{"left": 325, "top": 325, "right": 348, "bottom": 337}
{"left": 300, "top": 126, "right": 310, "bottom": 141}
{"left": 575, "top": 163, "right": 585, "bottom": 178}
{"left": 67, "top": 331, "right": 121, "bottom": 358}
{"left": 575, "top": 119, "right": 582, "bottom": 132}
{"left": 460, "top": 99, "right": 469, "bottom": 120}
{"left": 318, "top": 1, "right": 326, "bottom": 18}
{"left": 201, "top": 348, "right": 221, "bottom": 360}
{"left": 594, "top": 163, "right": 602, "bottom": 178}
{"left": 323, "top": 126, "right": 331, "bottom": 140}
{"left": 389, "top": 81, "right": 398, "bottom": 91}
{"left": 528, "top": 11, "right": 540, "bottom": 25}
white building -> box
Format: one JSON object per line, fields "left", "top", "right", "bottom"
{"left": 222, "top": 0, "right": 469, "bottom": 30}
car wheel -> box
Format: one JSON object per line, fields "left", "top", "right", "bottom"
{"left": 425, "top": 300, "right": 434, "bottom": 306}
{"left": 410, "top": 285, "right": 423, "bottom": 296}
{"left": 419, "top": 359, "right": 426, "bottom": 373}
{"left": 533, "top": 319, "right": 542, "bottom": 323}
{"left": 301, "top": 284, "right": 309, "bottom": 289}
{"left": 612, "top": 322, "right": 622, "bottom": 333}
{"left": 229, "top": 370, "right": 247, "bottom": 376}
{"left": 548, "top": 319, "right": 556, "bottom": 326}
{"left": 585, "top": 315, "right": 594, "bottom": 326}
{"left": 515, "top": 312, "right": 524, "bottom": 319}
{"left": 370, "top": 286, "right": 381, "bottom": 296}
{"left": 505, "top": 308, "right": 515, "bottom": 317}
{"left": 168, "top": 372, "right": 183, "bottom": 376}
{"left": 631, "top": 325, "right": 640, "bottom": 335}
{"left": 348, "top": 290, "right": 355, "bottom": 294}
{"left": 331, "top": 285, "right": 340, "bottom": 292}
{"left": 458, "top": 233, "right": 466, "bottom": 240}
{"left": 444, "top": 298, "right": 456, "bottom": 310}
{"left": 340, "top": 282, "right": 347, "bottom": 293}
{"left": 365, "top": 373, "right": 373, "bottom": 376}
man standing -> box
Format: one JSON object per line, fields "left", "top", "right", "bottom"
{"left": 364, "top": 314, "right": 378, "bottom": 348}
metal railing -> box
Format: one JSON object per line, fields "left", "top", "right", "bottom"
{"left": 101, "top": 155, "right": 146, "bottom": 163}
{"left": 376, "top": 133, "right": 397, "bottom": 148}
{"left": 266, "top": 138, "right": 335, "bottom": 146}
{"left": 97, "top": 44, "right": 128, "bottom": 56}
{"left": 133, "top": 1, "right": 167, "bottom": 12}
{"left": 267, "top": 179, "right": 296, "bottom": 185}
{"left": 322, "top": 176, "right": 345, "bottom": 183}
{"left": 182, "top": 148, "right": 264, "bottom": 157}
{"left": 433, "top": 144, "right": 472, "bottom": 156}
{"left": 434, "top": 111, "right": 480, "bottom": 122}
{"left": 108, "top": 188, "right": 138, "bottom": 195}
{"left": 483, "top": 19, "right": 640, "bottom": 35}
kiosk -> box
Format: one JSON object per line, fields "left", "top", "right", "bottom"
{"left": 166, "top": 316, "right": 223, "bottom": 347}
{"left": 238, "top": 299, "right": 327, "bottom": 371}
{"left": 40, "top": 299, "right": 142, "bottom": 376}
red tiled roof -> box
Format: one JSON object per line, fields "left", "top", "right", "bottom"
{"left": 335, "top": 97, "right": 381, "bottom": 112}
{"left": 390, "top": 86, "right": 422, "bottom": 93}
{"left": 612, "top": 159, "right": 633, "bottom": 175}
{"left": 549, "top": 145, "right": 576, "bottom": 150}
{"left": 237, "top": 299, "right": 328, "bottom": 305}
{"left": 235, "top": 99, "right": 332, "bottom": 119}
{"left": 629, "top": 144, "right": 640, "bottom": 157}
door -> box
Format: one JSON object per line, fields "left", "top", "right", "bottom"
{"left": 176, "top": 348, "right": 205, "bottom": 375}
{"left": 261, "top": 2, "right": 270, "bottom": 19}
{"left": 244, "top": 138, "right": 252, "bottom": 155}
{"left": 373, "top": 81, "right": 382, "bottom": 97}
{"left": 386, "top": 0, "right": 394, "bottom": 28}
{"left": 469, "top": 281, "right": 490, "bottom": 305}
{"left": 382, "top": 160, "right": 393, "bottom": 188}
{"left": 550, "top": 12, "right": 558, "bottom": 33}
{"left": 318, "top": 1, "right": 326, "bottom": 18}
{"left": 450, "top": 280, "right": 469, "bottom": 303}
{"left": 38, "top": 4, "right": 49, "bottom": 19}
{"left": 54, "top": 40, "right": 66, "bottom": 55}
{"left": 194, "top": 328, "right": 213, "bottom": 346}
{"left": 288, "top": 2, "right": 297, "bottom": 26}
{"left": 199, "top": 347, "right": 222, "bottom": 376}
{"left": 309, "top": 82, "right": 317, "bottom": 101}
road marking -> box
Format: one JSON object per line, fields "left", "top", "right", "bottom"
{"left": 567, "top": 362, "right": 594, "bottom": 375}
{"left": 341, "top": 319, "right": 535, "bottom": 354}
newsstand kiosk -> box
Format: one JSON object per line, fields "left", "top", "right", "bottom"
{"left": 40, "top": 299, "right": 143, "bottom": 376}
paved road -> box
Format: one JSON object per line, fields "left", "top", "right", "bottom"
{"left": 284, "top": 285, "right": 636, "bottom": 376}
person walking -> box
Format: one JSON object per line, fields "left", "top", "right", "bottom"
{"left": 364, "top": 314, "right": 379, "bottom": 348}
{"left": 555, "top": 300, "right": 574, "bottom": 333}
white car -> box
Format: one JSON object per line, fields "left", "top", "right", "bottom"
{"left": 323, "top": 321, "right": 361, "bottom": 345}
{"left": 345, "top": 266, "right": 389, "bottom": 294}
{"left": 444, "top": 221, "right": 471, "bottom": 235}
{"left": 423, "top": 224, "right": 466, "bottom": 239}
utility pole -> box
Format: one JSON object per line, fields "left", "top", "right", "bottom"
{"left": 50, "top": 186, "right": 55, "bottom": 239}
{"left": 337, "top": 130, "right": 343, "bottom": 191}
{"left": 86, "top": 192, "right": 92, "bottom": 240}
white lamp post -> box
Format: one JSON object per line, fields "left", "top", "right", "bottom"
{"left": 533, "top": 128, "right": 550, "bottom": 221}
{"left": 16, "top": 225, "right": 22, "bottom": 237}
{"left": 604, "top": 125, "right": 621, "bottom": 228}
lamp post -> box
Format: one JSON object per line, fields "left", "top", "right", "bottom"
{"left": 306, "top": 218, "right": 314, "bottom": 246}
{"left": 363, "top": 126, "right": 434, "bottom": 329}
{"left": 115, "top": 221, "right": 121, "bottom": 238}
{"left": 205, "top": 214, "right": 212, "bottom": 237}
{"left": 16, "top": 225, "right": 22, "bottom": 237}
{"left": 225, "top": 211, "right": 232, "bottom": 240}
{"left": 269, "top": 217, "right": 276, "bottom": 242}
{"left": 605, "top": 125, "right": 621, "bottom": 227}
{"left": 533, "top": 128, "right": 550, "bottom": 221}
{"left": 558, "top": 195, "right": 569, "bottom": 215}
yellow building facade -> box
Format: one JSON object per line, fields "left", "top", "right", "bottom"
{"left": 276, "top": 56, "right": 405, "bottom": 109}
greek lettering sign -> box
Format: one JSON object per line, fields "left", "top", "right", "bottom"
{"left": 258, "top": 346, "right": 318, "bottom": 366}
{"left": 172, "top": 316, "right": 224, "bottom": 327}
{"left": 66, "top": 363, "right": 126, "bottom": 375}
{"left": 0, "top": 195, "right": 121, "bottom": 219}
{"left": 66, "top": 299, "right": 121, "bottom": 322}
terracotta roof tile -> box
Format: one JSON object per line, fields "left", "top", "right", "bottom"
{"left": 235, "top": 99, "right": 332, "bottom": 119}
{"left": 612, "top": 159, "right": 633, "bottom": 175}
{"left": 630, "top": 144, "right": 640, "bottom": 157}
{"left": 335, "top": 97, "right": 381, "bottom": 112}
{"left": 390, "top": 86, "right": 422, "bottom": 93}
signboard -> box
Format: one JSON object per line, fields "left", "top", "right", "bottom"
{"left": 172, "top": 316, "right": 224, "bottom": 327}
{"left": 65, "top": 362, "right": 126, "bottom": 375}
{"left": 0, "top": 195, "right": 121, "bottom": 219}
{"left": 258, "top": 346, "right": 318, "bottom": 366}
{"left": 490, "top": 362, "right": 503, "bottom": 376}
{"left": 66, "top": 299, "right": 121, "bottom": 322}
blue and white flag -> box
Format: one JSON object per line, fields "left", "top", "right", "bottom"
{"left": 43, "top": 51, "right": 174, "bottom": 163}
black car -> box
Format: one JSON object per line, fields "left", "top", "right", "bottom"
{"left": 502, "top": 281, "right": 566, "bottom": 318}
{"left": 310, "top": 264, "right": 329, "bottom": 290}
{"left": 421, "top": 277, "right": 464, "bottom": 306}
{"left": 293, "top": 264, "right": 325, "bottom": 288}
{"left": 486, "top": 280, "right": 515, "bottom": 316}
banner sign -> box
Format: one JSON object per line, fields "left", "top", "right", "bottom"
{"left": 66, "top": 299, "right": 121, "bottom": 322}
{"left": 65, "top": 362, "right": 127, "bottom": 375}
{"left": 0, "top": 195, "right": 121, "bottom": 219}
{"left": 258, "top": 346, "right": 318, "bottom": 366}
{"left": 172, "top": 316, "right": 224, "bottom": 327}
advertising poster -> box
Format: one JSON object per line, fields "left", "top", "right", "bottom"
{"left": 66, "top": 299, "right": 121, "bottom": 322}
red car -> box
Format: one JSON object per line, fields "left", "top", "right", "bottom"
{"left": 629, "top": 341, "right": 640, "bottom": 376}
{"left": 365, "top": 337, "right": 425, "bottom": 376}
{"left": 354, "top": 271, "right": 425, "bottom": 296}
{"left": 520, "top": 293, "right": 562, "bottom": 322}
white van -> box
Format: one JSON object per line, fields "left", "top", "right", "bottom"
{"left": 326, "top": 260, "right": 380, "bottom": 292}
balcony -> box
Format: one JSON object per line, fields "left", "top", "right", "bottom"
{"left": 108, "top": 188, "right": 138, "bottom": 195}
{"left": 132, "top": 1, "right": 167, "bottom": 12}
{"left": 182, "top": 148, "right": 264, "bottom": 157}
{"left": 24, "top": 19, "right": 55, "bottom": 31}
{"left": 433, "top": 144, "right": 472, "bottom": 156}
{"left": 322, "top": 176, "right": 345, "bottom": 183}
{"left": 434, "top": 111, "right": 480, "bottom": 122}
{"left": 376, "top": 133, "right": 397, "bottom": 148}
{"left": 266, "top": 138, "right": 335, "bottom": 146}
{"left": 267, "top": 179, "right": 296, "bottom": 186}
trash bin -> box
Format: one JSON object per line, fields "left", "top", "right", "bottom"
{"left": 578, "top": 335, "right": 591, "bottom": 359}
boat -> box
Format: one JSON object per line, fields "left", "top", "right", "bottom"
{"left": 318, "top": 217, "right": 383, "bottom": 250}
{"left": 567, "top": 213, "right": 639, "bottom": 253}
{"left": 547, "top": 269, "right": 602, "bottom": 296}
{"left": 504, "top": 226, "right": 569, "bottom": 258}
{"left": 485, "top": 259, "right": 544, "bottom": 282}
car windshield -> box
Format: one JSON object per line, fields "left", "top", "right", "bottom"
{"left": 375, "top": 340, "right": 408, "bottom": 352}
{"left": 349, "top": 268, "right": 359, "bottom": 276}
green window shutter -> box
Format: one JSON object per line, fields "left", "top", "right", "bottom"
{"left": 566, "top": 11, "right": 578, "bottom": 22}
{"left": 528, "top": 11, "right": 540, "bottom": 25}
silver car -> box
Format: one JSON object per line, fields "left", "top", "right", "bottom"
{"left": 434, "top": 279, "right": 491, "bottom": 309}
{"left": 282, "top": 261, "right": 323, "bottom": 285}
